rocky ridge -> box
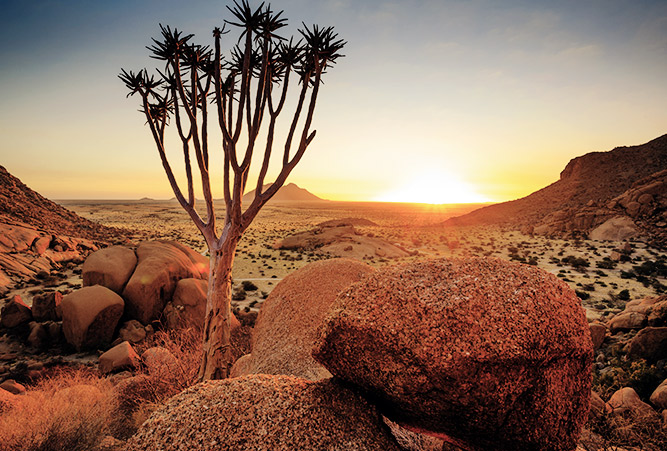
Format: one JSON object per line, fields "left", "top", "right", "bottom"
{"left": 0, "top": 166, "right": 124, "bottom": 295}
{"left": 446, "top": 135, "right": 667, "bottom": 246}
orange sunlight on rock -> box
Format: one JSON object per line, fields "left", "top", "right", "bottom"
{"left": 375, "top": 169, "right": 493, "bottom": 204}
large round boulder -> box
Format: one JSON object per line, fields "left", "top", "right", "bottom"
{"left": 122, "top": 241, "right": 208, "bottom": 324}
{"left": 313, "top": 257, "right": 593, "bottom": 451}
{"left": 162, "top": 278, "right": 207, "bottom": 329}
{"left": 127, "top": 374, "right": 400, "bottom": 451}
{"left": 61, "top": 285, "right": 124, "bottom": 351}
{"left": 244, "top": 258, "right": 373, "bottom": 381}
{"left": 82, "top": 245, "right": 137, "bottom": 294}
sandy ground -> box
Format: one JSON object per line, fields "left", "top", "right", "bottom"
{"left": 58, "top": 199, "right": 666, "bottom": 317}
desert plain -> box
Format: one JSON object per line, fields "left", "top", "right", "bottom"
{"left": 35, "top": 198, "right": 665, "bottom": 323}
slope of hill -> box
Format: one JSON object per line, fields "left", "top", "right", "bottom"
{"left": 242, "top": 183, "right": 324, "bottom": 203}
{"left": 445, "top": 135, "right": 667, "bottom": 243}
{"left": 0, "top": 166, "right": 123, "bottom": 294}
{"left": 0, "top": 166, "right": 118, "bottom": 240}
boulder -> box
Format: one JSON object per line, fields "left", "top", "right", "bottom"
{"left": 589, "top": 216, "right": 637, "bottom": 241}
{"left": 83, "top": 245, "right": 137, "bottom": 294}
{"left": 313, "top": 257, "right": 593, "bottom": 451}
{"left": 248, "top": 259, "right": 374, "bottom": 380}
{"left": 0, "top": 295, "right": 32, "bottom": 328}
{"left": 650, "top": 379, "right": 667, "bottom": 409}
{"left": 608, "top": 311, "right": 647, "bottom": 333}
{"left": 118, "top": 320, "right": 147, "bottom": 344}
{"left": 230, "top": 353, "right": 253, "bottom": 378}
{"left": 648, "top": 298, "right": 667, "bottom": 326}
{"left": 625, "top": 296, "right": 661, "bottom": 314}
{"left": 114, "top": 374, "right": 155, "bottom": 413}
{"left": 0, "top": 379, "right": 25, "bottom": 395}
{"left": 589, "top": 322, "right": 606, "bottom": 349}
{"left": 31, "top": 291, "right": 62, "bottom": 321}
{"left": 99, "top": 341, "right": 140, "bottom": 374}
{"left": 122, "top": 241, "right": 208, "bottom": 324}
{"left": 589, "top": 391, "right": 607, "bottom": 420}
{"left": 628, "top": 327, "right": 667, "bottom": 362}
{"left": 61, "top": 285, "right": 124, "bottom": 351}
{"left": 127, "top": 374, "right": 400, "bottom": 451}
{"left": 27, "top": 321, "right": 48, "bottom": 348}
{"left": 32, "top": 235, "right": 51, "bottom": 255}
{"left": 162, "top": 278, "right": 208, "bottom": 330}
{"left": 607, "top": 387, "right": 659, "bottom": 422}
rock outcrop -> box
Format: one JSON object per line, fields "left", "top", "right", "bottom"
{"left": 82, "top": 246, "right": 137, "bottom": 294}
{"left": 61, "top": 285, "right": 125, "bottom": 351}
{"left": 127, "top": 374, "right": 400, "bottom": 451}
{"left": 241, "top": 259, "right": 374, "bottom": 380}
{"left": 122, "top": 241, "right": 208, "bottom": 324}
{"left": 0, "top": 166, "right": 122, "bottom": 292}
{"left": 313, "top": 257, "right": 593, "bottom": 451}
{"left": 445, "top": 135, "right": 667, "bottom": 244}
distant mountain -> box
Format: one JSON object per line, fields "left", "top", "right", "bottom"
{"left": 0, "top": 166, "right": 119, "bottom": 240}
{"left": 242, "top": 183, "right": 324, "bottom": 203}
{"left": 446, "top": 134, "right": 667, "bottom": 244}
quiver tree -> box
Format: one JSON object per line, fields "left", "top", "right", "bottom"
{"left": 119, "top": 0, "right": 345, "bottom": 380}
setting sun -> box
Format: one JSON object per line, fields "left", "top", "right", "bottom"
{"left": 375, "top": 169, "right": 493, "bottom": 204}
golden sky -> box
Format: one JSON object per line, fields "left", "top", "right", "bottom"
{"left": 1, "top": 0, "right": 666, "bottom": 204}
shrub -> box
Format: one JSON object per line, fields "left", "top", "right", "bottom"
{"left": 618, "top": 289, "right": 630, "bottom": 301}
{"left": 241, "top": 281, "right": 258, "bottom": 291}
{"left": 0, "top": 367, "right": 120, "bottom": 451}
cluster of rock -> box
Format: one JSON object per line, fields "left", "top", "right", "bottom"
{"left": 0, "top": 240, "right": 210, "bottom": 364}
{"left": 274, "top": 222, "right": 414, "bottom": 259}
{"left": 133, "top": 257, "right": 593, "bottom": 451}
{"left": 0, "top": 165, "right": 122, "bottom": 295}
{"left": 587, "top": 294, "right": 667, "bottom": 431}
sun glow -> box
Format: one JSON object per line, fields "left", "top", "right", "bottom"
{"left": 375, "top": 169, "right": 493, "bottom": 204}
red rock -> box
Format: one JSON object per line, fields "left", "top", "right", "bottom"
{"left": 27, "top": 321, "right": 48, "bottom": 348}
{"left": 83, "top": 245, "right": 137, "bottom": 294}
{"left": 0, "top": 379, "right": 25, "bottom": 395}
{"left": 127, "top": 375, "right": 400, "bottom": 451}
{"left": 247, "top": 258, "right": 373, "bottom": 380}
{"left": 61, "top": 285, "right": 124, "bottom": 351}
{"left": 589, "top": 391, "right": 606, "bottom": 420}
{"left": 0, "top": 295, "right": 32, "bottom": 328}
{"left": 313, "top": 257, "right": 593, "bottom": 451}
{"left": 99, "top": 341, "right": 140, "bottom": 374}
{"left": 118, "top": 320, "right": 147, "bottom": 343}
{"left": 608, "top": 311, "right": 647, "bottom": 333}
{"left": 650, "top": 379, "right": 667, "bottom": 409}
{"left": 607, "top": 387, "right": 659, "bottom": 422}
{"left": 32, "top": 235, "right": 51, "bottom": 255}
{"left": 229, "top": 353, "right": 253, "bottom": 378}
{"left": 31, "top": 291, "right": 62, "bottom": 321}
{"left": 162, "top": 278, "right": 208, "bottom": 330}
{"left": 122, "top": 241, "right": 207, "bottom": 324}
{"left": 628, "top": 327, "right": 667, "bottom": 362}
{"left": 589, "top": 322, "right": 606, "bottom": 349}
{"left": 648, "top": 298, "right": 667, "bottom": 326}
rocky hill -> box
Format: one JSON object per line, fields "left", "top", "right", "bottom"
{"left": 242, "top": 182, "right": 324, "bottom": 203}
{"left": 0, "top": 166, "right": 117, "bottom": 240}
{"left": 0, "top": 166, "right": 123, "bottom": 295}
{"left": 446, "top": 134, "right": 667, "bottom": 245}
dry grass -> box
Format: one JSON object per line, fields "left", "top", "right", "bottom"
{"left": 580, "top": 413, "right": 667, "bottom": 450}
{"left": 0, "top": 367, "right": 119, "bottom": 451}
{"left": 0, "top": 327, "right": 215, "bottom": 450}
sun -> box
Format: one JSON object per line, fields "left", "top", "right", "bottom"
{"left": 375, "top": 169, "right": 492, "bottom": 204}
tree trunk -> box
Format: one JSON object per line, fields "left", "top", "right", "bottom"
{"left": 198, "top": 236, "right": 238, "bottom": 381}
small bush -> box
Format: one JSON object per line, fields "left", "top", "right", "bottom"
{"left": 241, "top": 280, "right": 258, "bottom": 291}
{"left": 617, "top": 289, "right": 630, "bottom": 301}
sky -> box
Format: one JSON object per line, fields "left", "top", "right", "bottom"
{"left": 0, "top": 0, "right": 666, "bottom": 204}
